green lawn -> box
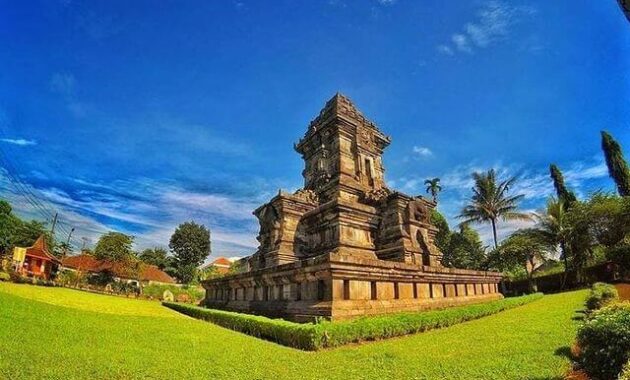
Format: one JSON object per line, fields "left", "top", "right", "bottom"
{"left": 0, "top": 282, "right": 585, "bottom": 380}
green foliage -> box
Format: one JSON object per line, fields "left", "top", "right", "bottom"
{"left": 54, "top": 270, "right": 86, "bottom": 287}
{"left": 458, "top": 169, "right": 531, "bottom": 248}
{"left": 143, "top": 284, "right": 203, "bottom": 302}
{"left": 620, "top": 360, "right": 630, "bottom": 380}
{"left": 0, "top": 198, "right": 50, "bottom": 256}
{"left": 94, "top": 232, "right": 135, "bottom": 261}
{"left": 443, "top": 223, "right": 486, "bottom": 270}
{"left": 549, "top": 164, "right": 578, "bottom": 207}
{"left": 585, "top": 282, "right": 619, "bottom": 311}
{"left": 430, "top": 210, "right": 450, "bottom": 254}
{"left": 0, "top": 271, "right": 10, "bottom": 282}
{"left": 577, "top": 302, "right": 630, "bottom": 379}
{"left": 169, "top": 221, "right": 211, "bottom": 283}
{"left": 424, "top": 177, "right": 442, "bottom": 202}
{"left": 601, "top": 130, "right": 630, "bottom": 197}
{"left": 165, "top": 293, "right": 543, "bottom": 350}
{"left": 138, "top": 247, "right": 169, "bottom": 269}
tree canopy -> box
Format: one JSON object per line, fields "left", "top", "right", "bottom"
{"left": 169, "top": 221, "right": 211, "bottom": 284}
{"left": 94, "top": 232, "right": 135, "bottom": 261}
{"left": 601, "top": 131, "right": 630, "bottom": 196}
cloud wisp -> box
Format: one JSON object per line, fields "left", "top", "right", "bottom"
{"left": 437, "top": 1, "right": 535, "bottom": 56}
{"left": 0, "top": 138, "right": 37, "bottom": 146}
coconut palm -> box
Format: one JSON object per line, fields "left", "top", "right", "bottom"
{"left": 458, "top": 169, "right": 532, "bottom": 248}
{"left": 424, "top": 177, "right": 442, "bottom": 202}
{"left": 534, "top": 197, "right": 570, "bottom": 287}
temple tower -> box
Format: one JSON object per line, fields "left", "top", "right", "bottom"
{"left": 294, "top": 93, "right": 391, "bottom": 203}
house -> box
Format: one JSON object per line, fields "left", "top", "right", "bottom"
{"left": 202, "top": 256, "right": 235, "bottom": 275}
{"left": 61, "top": 253, "right": 176, "bottom": 286}
{"left": 12, "top": 235, "right": 61, "bottom": 281}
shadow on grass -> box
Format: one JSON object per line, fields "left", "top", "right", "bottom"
{"left": 554, "top": 346, "right": 576, "bottom": 361}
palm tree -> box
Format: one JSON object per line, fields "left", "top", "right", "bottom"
{"left": 458, "top": 169, "right": 532, "bottom": 248}
{"left": 424, "top": 178, "right": 442, "bottom": 202}
{"left": 535, "top": 197, "right": 570, "bottom": 288}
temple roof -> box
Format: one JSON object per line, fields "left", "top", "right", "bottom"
{"left": 25, "top": 235, "right": 61, "bottom": 264}
{"left": 296, "top": 93, "right": 391, "bottom": 152}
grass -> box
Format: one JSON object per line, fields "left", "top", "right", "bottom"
{"left": 0, "top": 282, "right": 586, "bottom": 379}
{"left": 164, "top": 293, "right": 543, "bottom": 350}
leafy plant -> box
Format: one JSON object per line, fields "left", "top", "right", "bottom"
{"left": 585, "top": 282, "right": 619, "bottom": 311}
{"left": 577, "top": 302, "right": 630, "bottom": 379}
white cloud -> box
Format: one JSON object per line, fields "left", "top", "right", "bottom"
{"left": 412, "top": 146, "right": 433, "bottom": 157}
{"left": 437, "top": 45, "right": 454, "bottom": 56}
{"left": 452, "top": 34, "right": 472, "bottom": 53}
{"left": 437, "top": 1, "right": 534, "bottom": 56}
{"left": 0, "top": 138, "right": 37, "bottom": 146}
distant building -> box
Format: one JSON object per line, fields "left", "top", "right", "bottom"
{"left": 62, "top": 253, "right": 175, "bottom": 286}
{"left": 204, "top": 257, "right": 233, "bottom": 275}
{"left": 12, "top": 235, "right": 61, "bottom": 281}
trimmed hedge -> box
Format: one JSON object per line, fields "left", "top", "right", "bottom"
{"left": 164, "top": 293, "right": 543, "bottom": 350}
{"left": 162, "top": 302, "right": 319, "bottom": 349}
{"left": 577, "top": 302, "right": 630, "bottom": 380}
{"left": 585, "top": 282, "right": 619, "bottom": 311}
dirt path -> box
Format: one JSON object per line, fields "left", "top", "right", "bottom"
{"left": 615, "top": 283, "right": 630, "bottom": 301}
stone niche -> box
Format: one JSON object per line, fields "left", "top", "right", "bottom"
{"left": 202, "top": 93, "right": 503, "bottom": 322}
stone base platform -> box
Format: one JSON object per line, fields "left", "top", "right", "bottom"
{"left": 203, "top": 252, "right": 503, "bottom": 322}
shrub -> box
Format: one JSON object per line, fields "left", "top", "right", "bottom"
{"left": 0, "top": 271, "right": 10, "bottom": 281}
{"left": 163, "top": 302, "right": 319, "bottom": 350}
{"left": 577, "top": 302, "right": 630, "bottom": 379}
{"left": 585, "top": 282, "right": 619, "bottom": 311}
{"left": 55, "top": 270, "right": 86, "bottom": 287}
{"left": 144, "top": 284, "right": 203, "bottom": 302}
{"left": 164, "top": 293, "right": 543, "bottom": 350}
{"left": 621, "top": 361, "right": 630, "bottom": 380}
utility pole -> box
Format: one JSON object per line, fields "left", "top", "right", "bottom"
{"left": 50, "top": 212, "right": 58, "bottom": 236}
{"left": 63, "top": 228, "right": 75, "bottom": 257}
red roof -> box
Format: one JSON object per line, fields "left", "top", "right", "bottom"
{"left": 212, "top": 257, "right": 232, "bottom": 267}
{"left": 25, "top": 235, "right": 61, "bottom": 264}
{"left": 62, "top": 254, "right": 175, "bottom": 284}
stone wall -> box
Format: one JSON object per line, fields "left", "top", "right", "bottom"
{"left": 203, "top": 252, "right": 503, "bottom": 322}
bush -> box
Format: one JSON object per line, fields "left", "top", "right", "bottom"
{"left": 55, "top": 270, "right": 86, "bottom": 287}
{"left": 0, "top": 271, "right": 10, "bottom": 282}
{"left": 164, "top": 293, "right": 543, "bottom": 350}
{"left": 577, "top": 302, "right": 630, "bottom": 380}
{"left": 163, "top": 302, "right": 319, "bottom": 350}
{"left": 585, "top": 282, "right": 619, "bottom": 311}
{"left": 621, "top": 361, "right": 630, "bottom": 380}
{"left": 144, "top": 284, "right": 203, "bottom": 302}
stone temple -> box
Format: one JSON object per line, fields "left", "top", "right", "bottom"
{"left": 202, "top": 94, "right": 502, "bottom": 321}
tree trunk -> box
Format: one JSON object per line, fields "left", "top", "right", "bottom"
{"left": 491, "top": 218, "right": 499, "bottom": 249}
{"left": 560, "top": 241, "right": 568, "bottom": 290}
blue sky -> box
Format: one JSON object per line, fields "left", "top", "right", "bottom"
{"left": 0, "top": 1, "right": 628, "bottom": 261}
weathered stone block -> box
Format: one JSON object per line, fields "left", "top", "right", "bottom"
{"left": 417, "top": 283, "right": 431, "bottom": 299}
{"left": 431, "top": 283, "right": 444, "bottom": 298}
{"left": 445, "top": 284, "right": 456, "bottom": 298}
{"left": 399, "top": 283, "right": 414, "bottom": 299}
{"left": 377, "top": 282, "right": 395, "bottom": 300}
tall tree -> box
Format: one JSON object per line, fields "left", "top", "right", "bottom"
{"left": 169, "top": 221, "right": 211, "bottom": 284}
{"left": 430, "top": 210, "right": 450, "bottom": 254}
{"left": 601, "top": 131, "right": 630, "bottom": 196}
{"left": 495, "top": 229, "right": 551, "bottom": 293}
{"left": 458, "top": 169, "right": 532, "bottom": 248}
{"left": 443, "top": 223, "right": 486, "bottom": 270}
{"left": 94, "top": 232, "right": 135, "bottom": 261}
{"left": 549, "top": 164, "right": 577, "bottom": 207}
{"left": 424, "top": 178, "right": 442, "bottom": 202}
{"left": 535, "top": 197, "right": 571, "bottom": 288}
{"left": 139, "top": 247, "right": 170, "bottom": 269}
